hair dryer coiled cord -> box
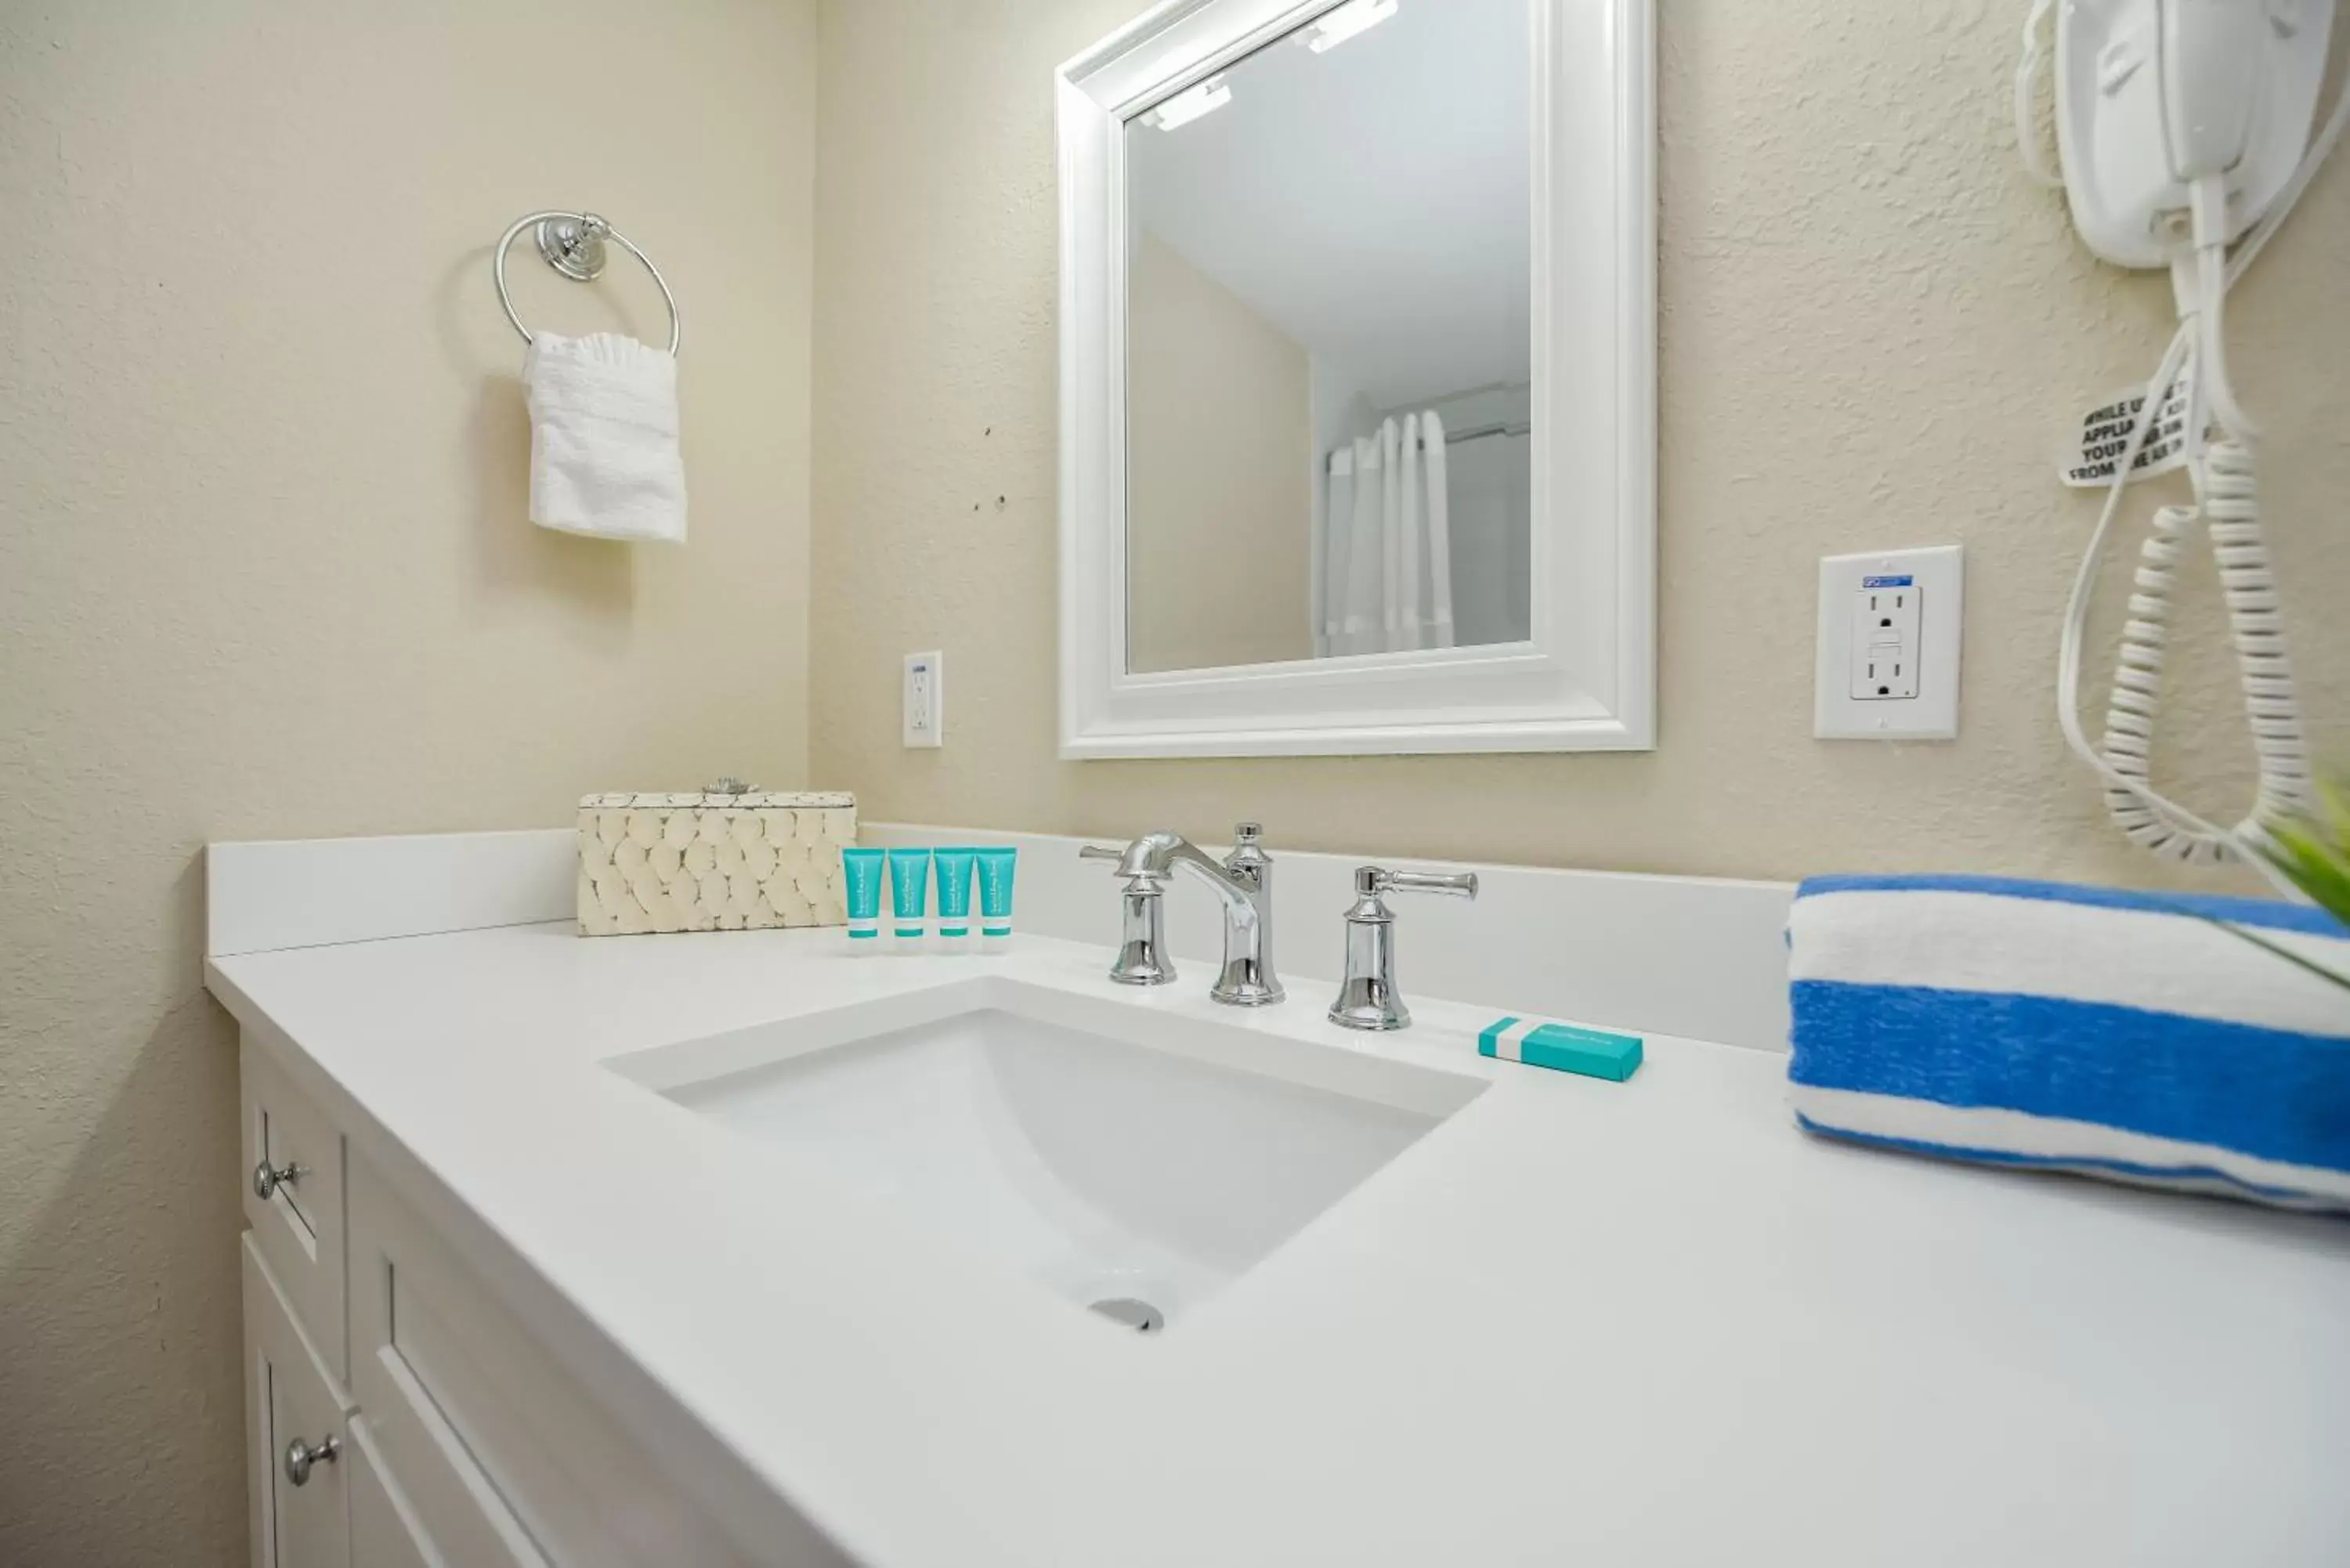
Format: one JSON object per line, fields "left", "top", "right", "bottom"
{"left": 2093, "top": 439, "right": 2312, "bottom": 864}
{"left": 2022, "top": 12, "right": 2348, "bottom": 881}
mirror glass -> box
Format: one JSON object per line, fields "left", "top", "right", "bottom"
{"left": 1123, "top": 0, "right": 1531, "bottom": 676}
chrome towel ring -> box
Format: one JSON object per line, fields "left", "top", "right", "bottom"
{"left": 493, "top": 210, "right": 682, "bottom": 356}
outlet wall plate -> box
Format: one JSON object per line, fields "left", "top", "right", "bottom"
{"left": 1814, "top": 546, "right": 1961, "bottom": 741}
{"left": 902, "top": 651, "right": 944, "bottom": 749}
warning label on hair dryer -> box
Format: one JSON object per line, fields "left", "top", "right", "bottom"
{"left": 2061, "top": 367, "right": 2203, "bottom": 487}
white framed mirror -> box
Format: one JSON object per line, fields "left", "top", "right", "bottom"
{"left": 1057, "top": 0, "right": 1654, "bottom": 759}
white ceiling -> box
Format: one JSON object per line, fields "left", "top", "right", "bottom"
{"left": 1127, "top": 0, "right": 1531, "bottom": 410}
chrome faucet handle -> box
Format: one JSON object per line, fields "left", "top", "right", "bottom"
{"left": 1223, "top": 822, "right": 1267, "bottom": 874}
{"left": 1365, "top": 866, "right": 1478, "bottom": 900}
{"left": 1107, "top": 872, "right": 1176, "bottom": 987}
{"left": 1084, "top": 841, "right": 1176, "bottom": 986}
{"left": 1328, "top": 864, "right": 1479, "bottom": 1032}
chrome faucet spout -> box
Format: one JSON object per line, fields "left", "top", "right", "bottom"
{"left": 1138, "top": 833, "right": 1249, "bottom": 901}
{"left": 1080, "top": 825, "right": 1284, "bottom": 1006}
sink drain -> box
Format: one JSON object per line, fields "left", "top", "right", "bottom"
{"left": 1088, "top": 1297, "right": 1163, "bottom": 1334}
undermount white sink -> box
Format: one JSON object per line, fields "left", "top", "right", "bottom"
{"left": 614, "top": 980, "right": 1487, "bottom": 1331}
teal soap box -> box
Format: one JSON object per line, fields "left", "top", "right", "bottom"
{"left": 1478, "top": 1017, "right": 1643, "bottom": 1081}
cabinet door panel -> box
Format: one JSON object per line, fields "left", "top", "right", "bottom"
{"left": 244, "top": 1237, "right": 351, "bottom": 1568}
{"left": 346, "top": 1151, "right": 820, "bottom": 1567}
{"left": 348, "top": 1421, "right": 439, "bottom": 1568}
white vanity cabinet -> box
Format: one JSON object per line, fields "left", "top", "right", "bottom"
{"left": 234, "top": 1035, "right": 795, "bottom": 1568}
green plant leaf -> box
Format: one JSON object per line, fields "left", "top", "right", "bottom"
{"left": 2261, "top": 822, "right": 2350, "bottom": 929}
{"left": 2318, "top": 774, "right": 2350, "bottom": 848}
{"left": 2204, "top": 916, "right": 2350, "bottom": 997}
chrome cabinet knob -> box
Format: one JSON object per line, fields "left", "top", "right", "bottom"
{"left": 283, "top": 1433, "right": 340, "bottom": 1487}
{"left": 252, "top": 1159, "right": 301, "bottom": 1201}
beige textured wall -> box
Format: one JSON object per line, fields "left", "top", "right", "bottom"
{"left": 811, "top": 0, "right": 2349, "bottom": 891}
{"left": 0, "top": 4, "right": 817, "bottom": 1563}
{"left": 1127, "top": 233, "right": 1314, "bottom": 673}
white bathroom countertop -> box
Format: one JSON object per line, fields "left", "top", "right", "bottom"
{"left": 208, "top": 922, "right": 2350, "bottom": 1568}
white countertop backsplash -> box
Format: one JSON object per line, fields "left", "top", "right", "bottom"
{"left": 211, "top": 821, "right": 1797, "bottom": 1049}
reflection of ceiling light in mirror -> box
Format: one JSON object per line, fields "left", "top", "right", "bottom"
{"left": 1143, "top": 74, "right": 1231, "bottom": 132}
{"left": 1300, "top": 0, "right": 1397, "bottom": 53}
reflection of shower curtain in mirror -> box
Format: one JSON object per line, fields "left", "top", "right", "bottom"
{"left": 1318, "top": 412, "right": 1456, "bottom": 657}
{"left": 1443, "top": 427, "right": 1532, "bottom": 648}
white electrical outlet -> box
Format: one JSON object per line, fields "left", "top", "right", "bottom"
{"left": 902, "top": 650, "right": 943, "bottom": 749}
{"left": 1850, "top": 577, "right": 1922, "bottom": 700}
{"left": 1815, "top": 546, "right": 1961, "bottom": 740}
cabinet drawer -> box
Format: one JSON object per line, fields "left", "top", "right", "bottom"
{"left": 244, "top": 1236, "right": 352, "bottom": 1568}
{"left": 243, "top": 1037, "right": 348, "bottom": 1379}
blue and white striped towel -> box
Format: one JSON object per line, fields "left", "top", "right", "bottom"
{"left": 1788, "top": 874, "right": 2350, "bottom": 1212}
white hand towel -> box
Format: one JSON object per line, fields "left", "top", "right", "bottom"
{"left": 523, "top": 331, "right": 686, "bottom": 543}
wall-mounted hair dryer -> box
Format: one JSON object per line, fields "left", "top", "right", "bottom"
{"left": 2016, "top": 0, "right": 2343, "bottom": 876}
{"left": 2047, "top": 0, "right": 2333, "bottom": 266}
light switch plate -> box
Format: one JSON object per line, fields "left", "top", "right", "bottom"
{"left": 902, "top": 650, "right": 943, "bottom": 749}
{"left": 1814, "top": 546, "right": 1961, "bottom": 740}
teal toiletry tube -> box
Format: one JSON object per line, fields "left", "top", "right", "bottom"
{"left": 841, "top": 847, "right": 885, "bottom": 941}
{"left": 933, "top": 848, "right": 978, "bottom": 943}
{"left": 974, "top": 847, "right": 1018, "bottom": 940}
{"left": 886, "top": 847, "right": 932, "bottom": 943}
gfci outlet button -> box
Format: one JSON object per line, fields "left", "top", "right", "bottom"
{"left": 1814, "top": 546, "right": 1961, "bottom": 740}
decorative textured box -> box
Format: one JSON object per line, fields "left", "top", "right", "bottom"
{"left": 577, "top": 789, "right": 855, "bottom": 936}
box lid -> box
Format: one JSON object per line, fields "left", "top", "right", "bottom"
{"left": 580, "top": 791, "right": 856, "bottom": 811}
